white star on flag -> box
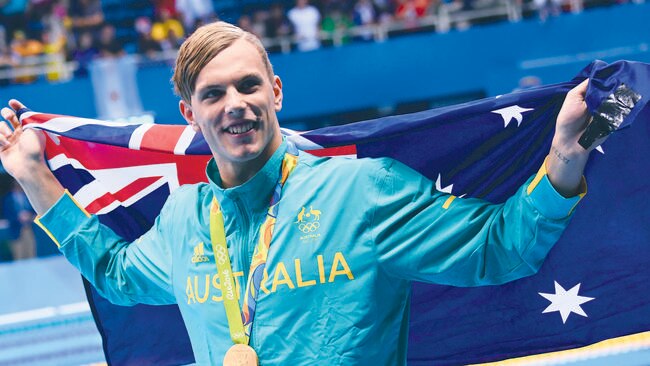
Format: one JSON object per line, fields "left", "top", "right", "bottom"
{"left": 596, "top": 145, "right": 604, "bottom": 154}
{"left": 435, "top": 174, "right": 466, "bottom": 197}
{"left": 435, "top": 174, "right": 454, "bottom": 194}
{"left": 492, "top": 105, "right": 534, "bottom": 128}
{"left": 539, "top": 281, "right": 595, "bottom": 324}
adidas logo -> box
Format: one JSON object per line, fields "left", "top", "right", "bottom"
{"left": 191, "top": 242, "right": 210, "bottom": 263}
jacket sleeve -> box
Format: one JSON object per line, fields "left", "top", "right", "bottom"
{"left": 369, "top": 158, "right": 586, "bottom": 287}
{"left": 34, "top": 190, "right": 177, "bottom": 306}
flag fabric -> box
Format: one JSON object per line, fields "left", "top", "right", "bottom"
{"left": 19, "top": 60, "right": 650, "bottom": 365}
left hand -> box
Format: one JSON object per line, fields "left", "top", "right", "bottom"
{"left": 553, "top": 79, "right": 608, "bottom": 155}
{"left": 546, "top": 79, "right": 607, "bottom": 197}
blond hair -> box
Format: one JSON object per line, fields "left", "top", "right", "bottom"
{"left": 172, "top": 21, "right": 274, "bottom": 103}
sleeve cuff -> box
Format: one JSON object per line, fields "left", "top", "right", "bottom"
{"left": 34, "top": 190, "right": 91, "bottom": 248}
{"left": 526, "top": 157, "right": 587, "bottom": 219}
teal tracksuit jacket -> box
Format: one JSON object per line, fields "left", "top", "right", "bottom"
{"left": 36, "top": 140, "right": 585, "bottom": 365}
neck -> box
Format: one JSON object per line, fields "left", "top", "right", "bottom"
{"left": 218, "top": 161, "right": 264, "bottom": 189}
{"left": 216, "top": 138, "right": 282, "bottom": 189}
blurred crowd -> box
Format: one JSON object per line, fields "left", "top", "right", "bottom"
{"left": 0, "top": 0, "right": 197, "bottom": 84}
{"left": 0, "top": 0, "right": 626, "bottom": 85}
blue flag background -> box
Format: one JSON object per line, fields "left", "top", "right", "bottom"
{"left": 22, "top": 60, "right": 650, "bottom": 365}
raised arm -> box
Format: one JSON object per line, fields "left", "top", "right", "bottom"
{"left": 372, "top": 80, "right": 604, "bottom": 286}
{"left": 0, "top": 99, "right": 65, "bottom": 214}
{"left": 1, "top": 100, "right": 175, "bottom": 306}
{"left": 546, "top": 79, "right": 602, "bottom": 196}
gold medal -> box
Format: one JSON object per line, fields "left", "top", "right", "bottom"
{"left": 223, "top": 344, "right": 259, "bottom": 366}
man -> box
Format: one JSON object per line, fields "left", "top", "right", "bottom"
{"left": 1, "top": 21, "right": 600, "bottom": 365}
{"left": 2, "top": 179, "right": 36, "bottom": 260}
{"left": 287, "top": 0, "right": 321, "bottom": 51}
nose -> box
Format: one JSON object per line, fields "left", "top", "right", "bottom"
{"left": 224, "top": 88, "right": 246, "bottom": 119}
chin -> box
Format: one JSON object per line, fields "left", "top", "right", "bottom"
{"left": 229, "top": 146, "right": 264, "bottom": 162}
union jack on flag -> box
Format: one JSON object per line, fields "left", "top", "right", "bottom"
{"left": 19, "top": 60, "right": 650, "bottom": 365}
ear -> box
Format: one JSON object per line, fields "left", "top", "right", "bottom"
{"left": 273, "top": 75, "right": 283, "bottom": 112}
{"left": 179, "top": 100, "right": 199, "bottom": 132}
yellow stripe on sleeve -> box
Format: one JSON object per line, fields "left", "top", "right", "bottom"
{"left": 568, "top": 176, "right": 588, "bottom": 215}
{"left": 527, "top": 156, "right": 549, "bottom": 196}
{"left": 31, "top": 190, "right": 91, "bottom": 248}
{"left": 34, "top": 216, "right": 62, "bottom": 248}
{"left": 442, "top": 195, "right": 457, "bottom": 209}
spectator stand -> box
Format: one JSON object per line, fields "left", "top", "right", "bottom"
{"left": 0, "top": 0, "right": 640, "bottom": 88}
{"left": 101, "top": 0, "right": 154, "bottom": 54}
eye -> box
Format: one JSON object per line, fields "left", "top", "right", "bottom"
{"left": 202, "top": 88, "right": 224, "bottom": 100}
{"left": 238, "top": 77, "right": 261, "bottom": 94}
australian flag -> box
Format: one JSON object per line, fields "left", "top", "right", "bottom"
{"left": 18, "top": 60, "right": 650, "bottom": 365}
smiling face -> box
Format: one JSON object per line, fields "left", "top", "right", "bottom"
{"left": 179, "top": 38, "right": 283, "bottom": 187}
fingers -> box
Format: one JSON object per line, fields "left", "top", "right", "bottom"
{"left": 575, "top": 79, "right": 591, "bottom": 119}
{"left": 0, "top": 99, "right": 26, "bottom": 148}
{"left": 1, "top": 107, "right": 19, "bottom": 131}
{"left": 8, "top": 99, "right": 26, "bottom": 111}
{"left": 2, "top": 99, "right": 28, "bottom": 130}
{"left": 568, "top": 78, "right": 589, "bottom": 100}
{"left": 0, "top": 120, "right": 14, "bottom": 148}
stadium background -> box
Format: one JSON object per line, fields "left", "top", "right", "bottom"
{"left": 0, "top": 0, "right": 649, "bottom": 364}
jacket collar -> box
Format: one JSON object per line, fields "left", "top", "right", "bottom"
{"left": 206, "top": 140, "right": 288, "bottom": 214}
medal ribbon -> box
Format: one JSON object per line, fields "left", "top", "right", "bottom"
{"left": 210, "top": 143, "right": 299, "bottom": 345}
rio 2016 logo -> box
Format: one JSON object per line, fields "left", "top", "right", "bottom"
{"left": 295, "top": 206, "right": 321, "bottom": 233}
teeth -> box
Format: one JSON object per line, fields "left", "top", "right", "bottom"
{"left": 226, "top": 122, "right": 255, "bottom": 134}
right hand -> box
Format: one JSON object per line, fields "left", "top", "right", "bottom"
{"left": 0, "top": 99, "right": 47, "bottom": 180}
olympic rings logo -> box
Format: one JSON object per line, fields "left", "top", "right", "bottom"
{"left": 298, "top": 221, "right": 320, "bottom": 233}
{"left": 214, "top": 245, "right": 229, "bottom": 264}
